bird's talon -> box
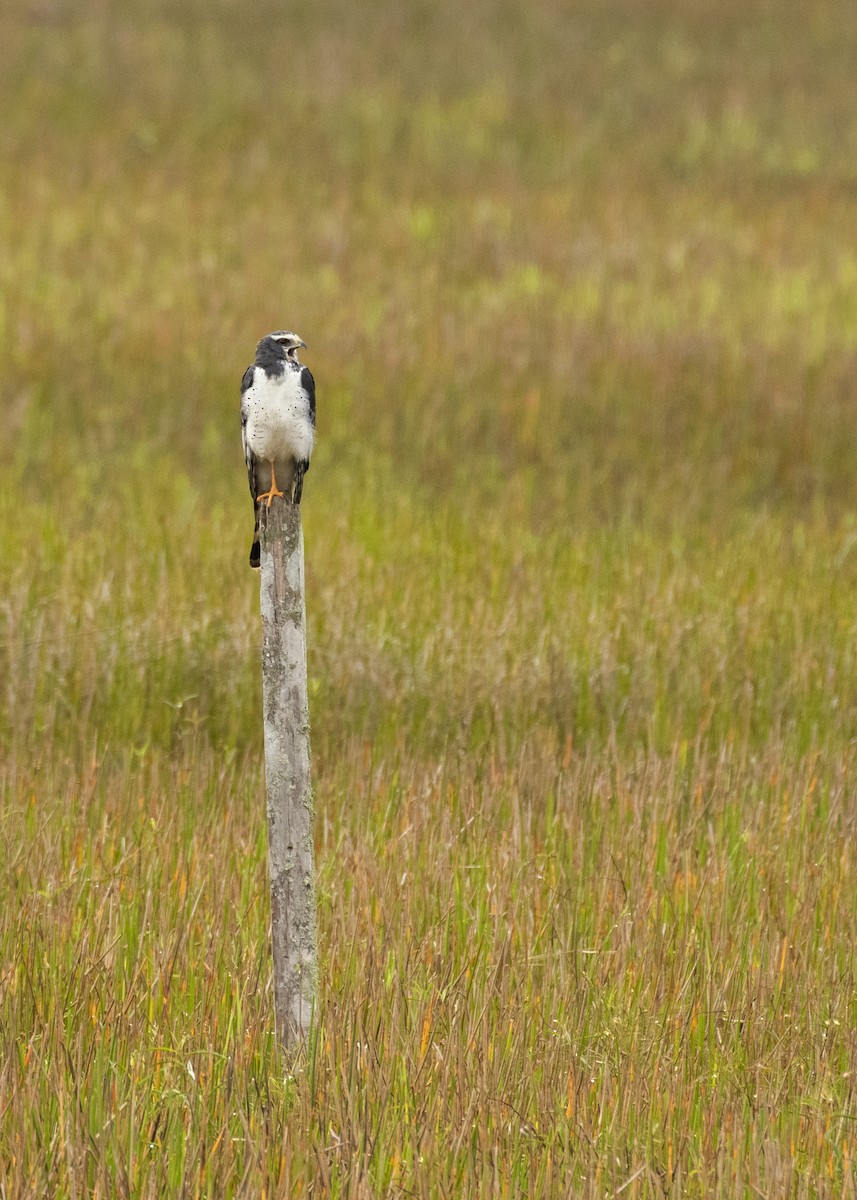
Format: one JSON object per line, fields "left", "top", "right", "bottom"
{"left": 256, "top": 486, "right": 286, "bottom": 507}
{"left": 256, "top": 460, "right": 287, "bottom": 507}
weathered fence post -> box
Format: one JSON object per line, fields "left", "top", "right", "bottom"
{"left": 259, "top": 499, "right": 317, "bottom": 1047}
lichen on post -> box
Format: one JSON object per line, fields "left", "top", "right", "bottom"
{"left": 258, "top": 498, "right": 317, "bottom": 1047}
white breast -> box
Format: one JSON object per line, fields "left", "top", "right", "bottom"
{"left": 243, "top": 368, "right": 314, "bottom": 465}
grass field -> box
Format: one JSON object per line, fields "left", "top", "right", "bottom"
{"left": 3, "top": 0, "right": 857, "bottom": 1195}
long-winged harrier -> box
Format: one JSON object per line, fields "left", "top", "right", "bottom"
{"left": 240, "top": 331, "right": 316, "bottom": 568}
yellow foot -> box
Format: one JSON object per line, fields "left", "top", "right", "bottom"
{"left": 257, "top": 463, "right": 286, "bottom": 507}
{"left": 256, "top": 485, "right": 285, "bottom": 507}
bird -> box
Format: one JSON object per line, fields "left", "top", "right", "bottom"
{"left": 240, "top": 330, "right": 316, "bottom": 568}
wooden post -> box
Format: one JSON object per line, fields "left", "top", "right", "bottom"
{"left": 259, "top": 499, "right": 317, "bottom": 1047}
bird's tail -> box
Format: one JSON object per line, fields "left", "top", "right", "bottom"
{"left": 249, "top": 501, "right": 261, "bottom": 568}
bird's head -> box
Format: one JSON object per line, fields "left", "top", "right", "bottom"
{"left": 261, "top": 330, "right": 307, "bottom": 363}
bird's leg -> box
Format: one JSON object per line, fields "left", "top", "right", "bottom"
{"left": 256, "top": 462, "right": 286, "bottom": 507}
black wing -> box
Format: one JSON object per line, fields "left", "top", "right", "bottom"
{"left": 241, "top": 365, "right": 263, "bottom": 566}
{"left": 242, "top": 423, "right": 260, "bottom": 503}
{"left": 240, "top": 367, "right": 259, "bottom": 501}
{"left": 300, "top": 366, "right": 316, "bottom": 429}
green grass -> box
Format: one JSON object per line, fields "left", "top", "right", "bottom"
{"left": 3, "top": 0, "right": 857, "bottom": 1195}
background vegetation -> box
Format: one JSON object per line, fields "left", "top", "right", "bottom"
{"left": 3, "top": 0, "right": 857, "bottom": 1194}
